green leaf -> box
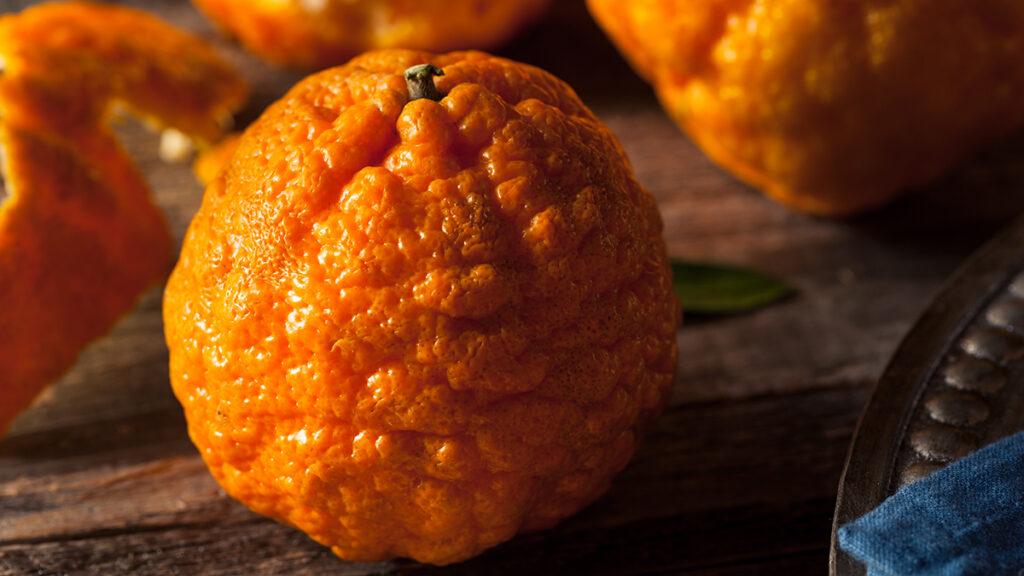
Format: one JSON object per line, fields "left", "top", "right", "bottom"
{"left": 671, "top": 260, "right": 795, "bottom": 315}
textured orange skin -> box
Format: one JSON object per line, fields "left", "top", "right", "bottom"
{"left": 164, "top": 50, "right": 678, "bottom": 565}
{"left": 192, "top": 0, "right": 550, "bottom": 69}
{"left": 588, "top": 0, "right": 1024, "bottom": 215}
{"left": 0, "top": 2, "right": 246, "bottom": 435}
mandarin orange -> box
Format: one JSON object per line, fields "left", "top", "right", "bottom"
{"left": 589, "top": 0, "right": 1024, "bottom": 215}
{"left": 193, "top": 0, "right": 550, "bottom": 69}
{"left": 0, "top": 1, "right": 246, "bottom": 434}
{"left": 164, "top": 49, "right": 678, "bottom": 564}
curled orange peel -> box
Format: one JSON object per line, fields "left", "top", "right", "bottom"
{"left": 0, "top": 2, "right": 247, "bottom": 435}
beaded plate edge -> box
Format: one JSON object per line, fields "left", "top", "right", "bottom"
{"left": 830, "top": 216, "right": 1024, "bottom": 576}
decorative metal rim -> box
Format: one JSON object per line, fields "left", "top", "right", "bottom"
{"left": 830, "top": 215, "right": 1024, "bottom": 575}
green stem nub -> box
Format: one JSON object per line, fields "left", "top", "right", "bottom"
{"left": 405, "top": 64, "right": 445, "bottom": 102}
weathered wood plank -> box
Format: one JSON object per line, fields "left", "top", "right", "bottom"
{"left": 0, "top": 387, "right": 865, "bottom": 575}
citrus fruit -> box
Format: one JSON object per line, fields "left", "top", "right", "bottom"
{"left": 164, "top": 49, "right": 678, "bottom": 564}
{"left": 588, "top": 0, "right": 1024, "bottom": 215}
{"left": 0, "top": 1, "right": 246, "bottom": 435}
{"left": 192, "top": 0, "right": 549, "bottom": 69}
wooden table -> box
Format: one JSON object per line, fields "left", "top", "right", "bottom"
{"left": 3, "top": 1, "right": 1024, "bottom": 574}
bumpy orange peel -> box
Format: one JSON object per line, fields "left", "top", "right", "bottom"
{"left": 165, "top": 49, "right": 678, "bottom": 565}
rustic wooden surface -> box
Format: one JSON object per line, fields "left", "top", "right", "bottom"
{"left": 3, "top": 1, "right": 1024, "bottom": 574}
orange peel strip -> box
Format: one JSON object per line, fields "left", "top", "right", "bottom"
{"left": 0, "top": 1, "right": 247, "bottom": 435}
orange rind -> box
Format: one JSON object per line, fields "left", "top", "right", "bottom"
{"left": 0, "top": 2, "right": 247, "bottom": 434}
{"left": 164, "top": 49, "right": 678, "bottom": 565}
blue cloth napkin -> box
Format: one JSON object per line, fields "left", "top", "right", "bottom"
{"left": 839, "top": 431, "right": 1024, "bottom": 575}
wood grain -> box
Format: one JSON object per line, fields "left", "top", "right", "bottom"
{"left": 2, "top": 0, "right": 1024, "bottom": 574}
{"left": 1, "top": 387, "right": 865, "bottom": 575}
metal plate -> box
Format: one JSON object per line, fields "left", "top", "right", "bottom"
{"left": 830, "top": 216, "right": 1024, "bottom": 575}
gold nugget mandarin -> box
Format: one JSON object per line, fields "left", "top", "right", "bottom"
{"left": 193, "top": 0, "right": 550, "bottom": 69}
{"left": 0, "top": 1, "right": 246, "bottom": 435}
{"left": 588, "top": 0, "right": 1024, "bottom": 215}
{"left": 164, "top": 50, "right": 678, "bottom": 564}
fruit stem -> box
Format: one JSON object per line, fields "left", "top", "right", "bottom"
{"left": 405, "top": 64, "right": 445, "bottom": 102}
